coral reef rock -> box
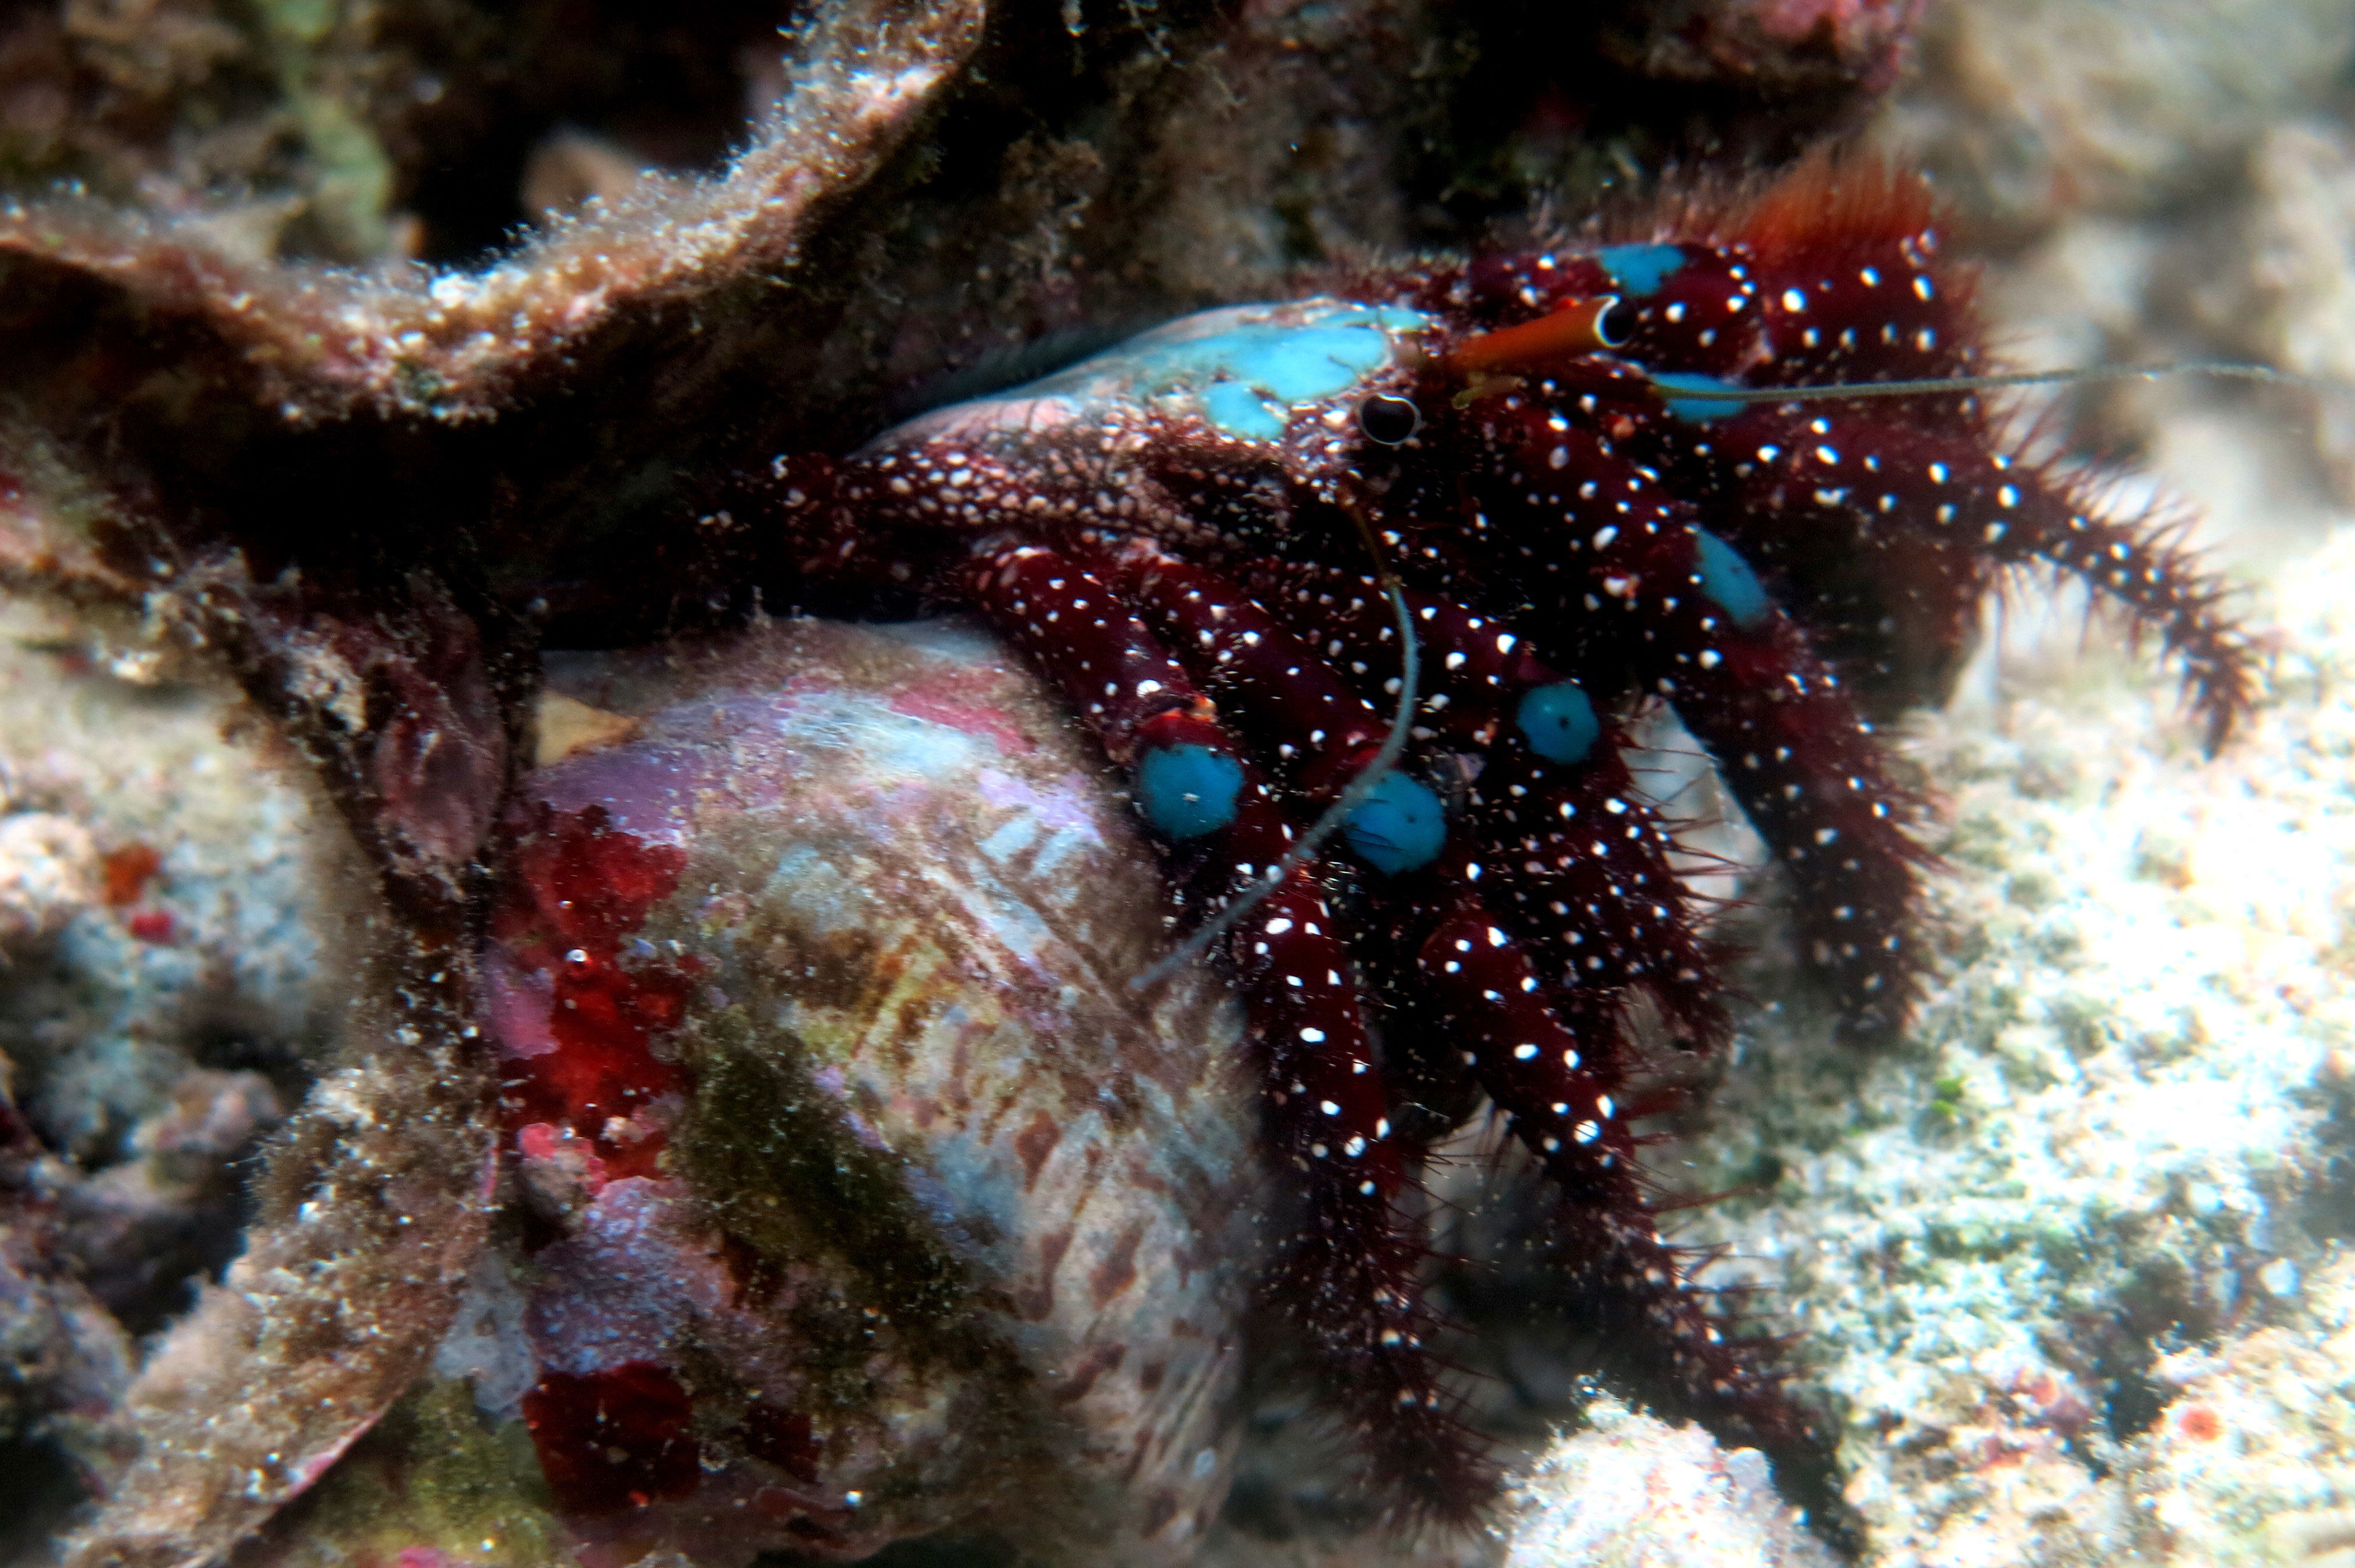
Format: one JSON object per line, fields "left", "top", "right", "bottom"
{"left": 1503, "top": 1397, "right": 1837, "bottom": 1568}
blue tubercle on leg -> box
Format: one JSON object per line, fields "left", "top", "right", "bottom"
{"left": 1694, "top": 529, "right": 1772, "bottom": 629}
{"left": 1136, "top": 744, "right": 1245, "bottom": 838}
{"left": 1344, "top": 773, "right": 1447, "bottom": 875}
{"left": 1517, "top": 682, "right": 1601, "bottom": 764}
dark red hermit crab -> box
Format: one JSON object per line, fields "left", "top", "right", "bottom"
{"left": 753, "top": 155, "right": 2257, "bottom": 1517}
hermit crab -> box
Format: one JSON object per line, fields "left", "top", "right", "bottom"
{"left": 749, "top": 158, "right": 2257, "bottom": 1517}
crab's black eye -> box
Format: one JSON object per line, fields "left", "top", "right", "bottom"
{"left": 1356, "top": 394, "right": 1421, "bottom": 446}
{"left": 1593, "top": 297, "right": 1634, "bottom": 347}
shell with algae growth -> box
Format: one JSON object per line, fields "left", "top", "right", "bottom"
{"left": 247, "top": 617, "right": 1262, "bottom": 1567}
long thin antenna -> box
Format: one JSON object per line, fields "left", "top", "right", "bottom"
{"left": 1650, "top": 360, "right": 2326, "bottom": 407}
{"left": 1132, "top": 510, "right": 1421, "bottom": 992}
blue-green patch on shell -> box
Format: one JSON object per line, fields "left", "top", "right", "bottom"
{"left": 900, "top": 300, "right": 1434, "bottom": 444}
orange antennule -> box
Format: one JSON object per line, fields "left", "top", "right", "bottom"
{"left": 1449, "top": 295, "right": 1625, "bottom": 376}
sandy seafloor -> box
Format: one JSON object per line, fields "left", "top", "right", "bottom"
{"left": 8, "top": 2, "right": 2355, "bottom": 1565}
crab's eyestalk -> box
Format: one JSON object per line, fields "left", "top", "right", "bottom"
{"left": 1449, "top": 294, "right": 1628, "bottom": 377}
